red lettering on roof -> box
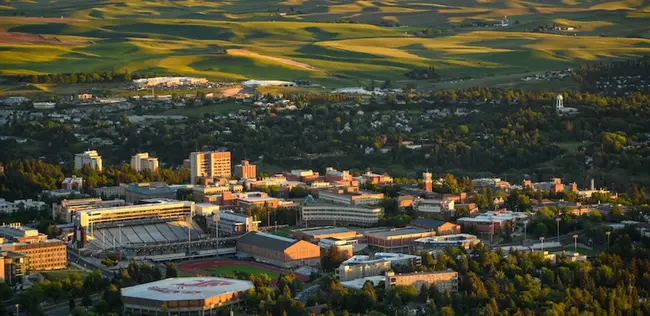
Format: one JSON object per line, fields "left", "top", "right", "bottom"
{"left": 174, "top": 280, "right": 233, "bottom": 287}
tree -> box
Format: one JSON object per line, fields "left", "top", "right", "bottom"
{"left": 82, "top": 292, "right": 92, "bottom": 307}
{"left": 533, "top": 222, "right": 548, "bottom": 238}
{"left": 69, "top": 297, "right": 76, "bottom": 311}
{"left": 166, "top": 264, "right": 178, "bottom": 278}
{"left": 321, "top": 246, "right": 345, "bottom": 271}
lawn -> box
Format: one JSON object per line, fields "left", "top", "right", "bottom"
{"left": 41, "top": 269, "right": 90, "bottom": 281}
{"left": 267, "top": 226, "right": 296, "bottom": 238}
{"left": 205, "top": 264, "right": 281, "bottom": 279}
{"left": 559, "top": 245, "right": 600, "bottom": 257}
{"left": 0, "top": 0, "right": 648, "bottom": 87}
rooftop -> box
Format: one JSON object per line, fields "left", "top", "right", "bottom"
{"left": 237, "top": 231, "right": 297, "bottom": 251}
{"left": 295, "top": 227, "right": 354, "bottom": 236}
{"left": 121, "top": 277, "right": 254, "bottom": 301}
{"left": 410, "top": 218, "right": 447, "bottom": 229}
{"left": 127, "top": 185, "right": 176, "bottom": 195}
{"left": 365, "top": 227, "right": 429, "bottom": 238}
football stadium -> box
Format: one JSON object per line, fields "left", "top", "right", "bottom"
{"left": 121, "top": 277, "right": 253, "bottom": 314}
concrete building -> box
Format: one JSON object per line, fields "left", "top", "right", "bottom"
{"left": 0, "top": 239, "right": 67, "bottom": 272}
{"left": 125, "top": 183, "right": 177, "bottom": 204}
{"left": 61, "top": 176, "right": 83, "bottom": 192}
{"left": 233, "top": 160, "right": 256, "bottom": 180}
{"left": 317, "top": 238, "right": 355, "bottom": 259}
{"left": 301, "top": 203, "right": 383, "bottom": 227}
{"left": 285, "top": 170, "right": 321, "bottom": 183}
{"left": 131, "top": 153, "right": 159, "bottom": 172}
{"left": 236, "top": 232, "right": 321, "bottom": 268}
{"left": 291, "top": 227, "right": 360, "bottom": 243}
{"left": 413, "top": 234, "right": 481, "bottom": 251}
{"left": 413, "top": 199, "right": 455, "bottom": 215}
{"left": 409, "top": 219, "right": 460, "bottom": 235}
{"left": 0, "top": 199, "right": 18, "bottom": 214}
{"left": 365, "top": 227, "right": 436, "bottom": 253}
{"left": 53, "top": 198, "right": 126, "bottom": 223}
{"left": 121, "top": 277, "right": 253, "bottom": 315}
{"left": 335, "top": 253, "right": 421, "bottom": 281}
{"left": 132, "top": 77, "right": 209, "bottom": 88}
{"left": 74, "top": 150, "right": 102, "bottom": 172}
{"left": 355, "top": 170, "right": 393, "bottom": 185}
{"left": 0, "top": 251, "right": 27, "bottom": 285}
{"left": 324, "top": 167, "right": 352, "bottom": 183}
{"left": 0, "top": 223, "right": 47, "bottom": 244}
{"left": 210, "top": 211, "right": 259, "bottom": 236}
{"left": 189, "top": 151, "right": 231, "bottom": 184}
{"left": 317, "top": 186, "right": 384, "bottom": 206}
{"left": 456, "top": 210, "right": 529, "bottom": 233}
{"left": 74, "top": 200, "right": 194, "bottom": 230}
{"left": 93, "top": 185, "right": 128, "bottom": 199}
{"left": 385, "top": 270, "right": 458, "bottom": 293}
{"left": 193, "top": 184, "right": 243, "bottom": 202}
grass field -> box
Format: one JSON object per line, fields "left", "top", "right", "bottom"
{"left": 0, "top": 0, "right": 649, "bottom": 88}
{"left": 206, "top": 264, "right": 281, "bottom": 279}
{"left": 41, "top": 269, "right": 90, "bottom": 281}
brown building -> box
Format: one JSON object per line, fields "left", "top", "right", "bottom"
{"left": 423, "top": 172, "right": 433, "bottom": 192}
{"left": 397, "top": 195, "right": 415, "bottom": 208}
{"left": 285, "top": 170, "right": 321, "bottom": 183}
{"left": 385, "top": 270, "right": 458, "bottom": 293}
{"left": 365, "top": 227, "right": 436, "bottom": 253}
{"left": 409, "top": 219, "right": 461, "bottom": 236}
{"left": 190, "top": 151, "right": 231, "bottom": 184}
{"left": 291, "top": 227, "right": 360, "bottom": 243}
{"left": 0, "top": 239, "right": 67, "bottom": 272}
{"left": 324, "top": 167, "right": 352, "bottom": 183}
{"left": 233, "top": 160, "right": 256, "bottom": 180}
{"left": 236, "top": 232, "right": 321, "bottom": 268}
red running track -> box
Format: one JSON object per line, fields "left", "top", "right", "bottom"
{"left": 177, "top": 258, "right": 309, "bottom": 282}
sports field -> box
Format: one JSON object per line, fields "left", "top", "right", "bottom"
{"left": 1, "top": 0, "right": 649, "bottom": 86}
{"left": 177, "top": 258, "right": 308, "bottom": 283}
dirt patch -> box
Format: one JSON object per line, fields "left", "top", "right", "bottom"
{"left": 219, "top": 86, "right": 245, "bottom": 97}
{"left": 228, "top": 49, "right": 317, "bottom": 71}
{"left": 0, "top": 30, "right": 87, "bottom": 45}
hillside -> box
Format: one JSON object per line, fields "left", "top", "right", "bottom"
{"left": 1, "top": 0, "right": 649, "bottom": 87}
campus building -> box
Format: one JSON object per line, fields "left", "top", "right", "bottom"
{"left": 0, "top": 239, "right": 67, "bottom": 272}
{"left": 74, "top": 201, "right": 195, "bottom": 229}
{"left": 125, "top": 183, "right": 177, "bottom": 204}
{"left": 130, "top": 153, "right": 159, "bottom": 172}
{"left": 285, "top": 169, "right": 321, "bottom": 183}
{"left": 61, "top": 176, "right": 83, "bottom": 192}
{"left": 0, "top": 223, "right": 47, "bottom": 244}
{"left": 365, "top": 227, "right": 436, "bottom": 253}
{"left": 409, "top": 219, "right": 461, "bottom": 236}
{"left": 189, "top": 151, "right": 231, "bottom": 184}
{"left": 317, "top": 186, "right": 384, "bottom": 206}
{"left": 74, "top": 150, "right": 102, "bottom": 172}
{"left": 210, "top": 211, "right": 260, "bottom": 236}
{"left": 385, "top": 270, "right": 458, "bottom": 293}
{"left": 413, "top": 234, "right": 481, "bottom": 252}
{"left": 324, "top": 167, "right": 352, "bottom": 183}
{"left": 335, "top": 253, "right": 421, "bottom": 281}
{"left": 290, "top": 227, "right": 360, "bottom": 243}
{"left": 233, "top": 160, "right": 256, "bottom": 180}
{"left": 0, "top": 251, "right": 27, "bottom": 285}
{"left": 236, "top": 232, "right": 321, "bottom": 268}
{"left": 53, "top": 198, "right": 126, "bottom": 223}
{"left": 121, "top": 277, "right": 253, "bottom": 315}
{"left": 354, "top": 170, "right": 393, "bottom": 185}
{"left": 456, "top": 210, "right": 529, "bottom": 233}
{"left": 301, "top": 203, "right": 383, "bottom": 227}
{"left": 193, "top": 184, "right": 243, "bottom": 202}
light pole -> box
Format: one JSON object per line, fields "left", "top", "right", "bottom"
{"left": 118, "top": 224, "right": 123, "bottom": 247}
{"left": 605, "top": 231, "right": 611, "bottom": 249}
{"left": 556, "top": 218, "right": 561, "bottom": 243}
{"left": 573, "top": 234, "right": 578, "bottom": 253}
{"left": 14, "top": 304, "right": 19, "bottom": 316}
{"left": 274, "top": 221, "right": 278, "bottom": 233}
{"left": 539, "top": 237, "right": 545, "bottom": 253}
{"left": 523, "top": 220, "right": 529, "bottom": 245}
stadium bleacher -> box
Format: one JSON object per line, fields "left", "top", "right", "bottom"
{"left": 88, "top": 221, "right": 205, "bottom": 249}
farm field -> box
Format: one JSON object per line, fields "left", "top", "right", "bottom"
{"left": 1, "top": 0, "right": 649, "bottom": 87}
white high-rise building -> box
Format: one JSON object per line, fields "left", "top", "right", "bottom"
{"left": 74, "top": 150, "right": 103, "bottom": 172}
{"left": 131, "top": 153, "right": 159, "bottom": 172}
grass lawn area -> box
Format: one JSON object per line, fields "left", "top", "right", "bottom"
{"left": 268, "top": 226, "right": 295, "bottom": 237}
{"left": 206, "top": 264, "right": 280, "bottom": 279}
{"left": 41, "top": 269, "right": 90, "bottom": 281}
{"left": 163, "top": 102, "right": 253, "bottom": 117}
{"left": 559, "top": 245, "right": 600, "bottom": 257}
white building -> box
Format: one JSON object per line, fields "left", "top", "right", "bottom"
{"left": 0, "top": 199, "right": 18, "bottom": 213}
{"left": 33, "top": 102, "right": 56, "bottom": 110}
{"left": 61, "top": 176, "right": 83, "bottom": 192}
{"left": 75, "top": 150, "right": 103, "bottom": 172}
{"left": 241, "top": 80, "right": 296, "bottom": 87}
{"left": 413, "top": 199, "right": 455, "bottom": 214}
{"left": 131, "top": 153, "right": 159, "bottom": 172}
{"left": 301, "top": 203, "right": 383, "bottom": 227}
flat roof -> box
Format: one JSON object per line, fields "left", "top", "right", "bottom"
{"left": 127, "top": 185, "right": 176, "bottom": 195}
{"left": 121, "top": 277, "right": 254, "bottom": 301}
{"left": 297, "top": 227, "right": 354, "bottom": 236}
{"left": 340, "top": 276, "right": 386, "bottom": 289}
{"left": 365, "top": 227, "right": 429, "bottom": 238}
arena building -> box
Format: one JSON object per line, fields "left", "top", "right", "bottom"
{"left": 236, "top": 232, "right": 321, "bottom": 268}
{"left": 121, "top": 277, "right": 253, "bottom": 314}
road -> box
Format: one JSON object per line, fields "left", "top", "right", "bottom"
{"left": 295, "top": 283, "right": 320, "bottom": 303}
{"left": 43, "top": 293, "right": 101, "bottom": 316}
{"left": 67, "top": 247, "right": 114, "bottom": 278}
